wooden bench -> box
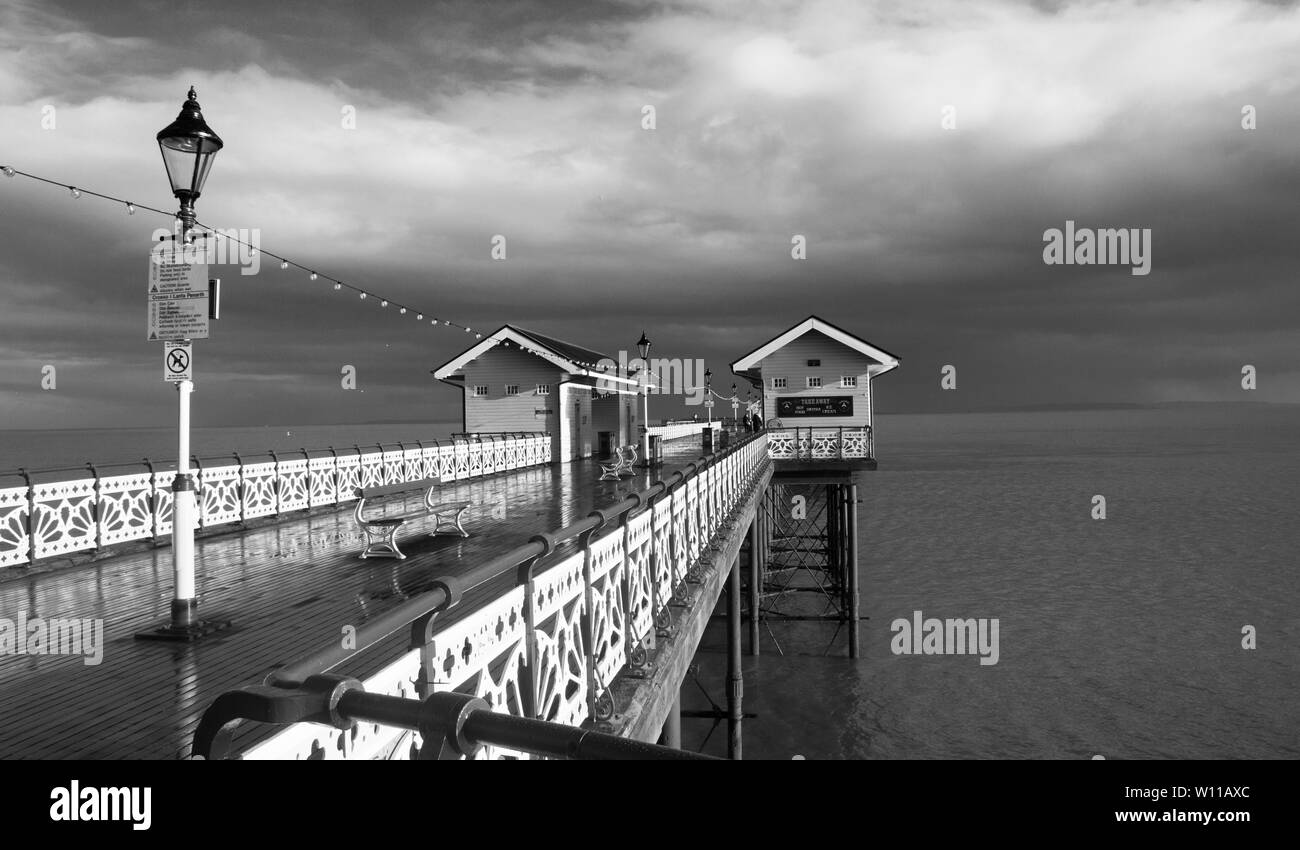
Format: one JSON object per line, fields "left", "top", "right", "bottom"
{"left": 352, "top": 477, "right": 472, "bottom": 560}
{"left": 598, "top": 445, "right": 638, "bottom": 480}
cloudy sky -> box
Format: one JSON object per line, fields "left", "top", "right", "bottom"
{"left": 1, "top": 0, "right": 1298, "bottom": 429}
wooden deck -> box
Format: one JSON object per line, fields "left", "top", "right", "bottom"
{"left": 0, "top": 439, "right": 714, "bottom": 759}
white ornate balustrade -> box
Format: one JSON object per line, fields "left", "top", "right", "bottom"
{"left": 645, "top": 421, "right": 723, "bottom": 441}
{"left": 765, "top": 427, "right": 873, "bottom": 461}
{"left": 234, "top": 432, "right": 771, "bottom": 760}
{"left": 0, "top": 433, "right": 551, "bottom": 569}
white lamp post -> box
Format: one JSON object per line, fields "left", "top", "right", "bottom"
{"left": 138, "top": 87, "right": 227, "bottom": 641}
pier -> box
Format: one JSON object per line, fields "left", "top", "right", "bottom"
{"left": 0, "top": 317, "right": 894, "bottom": 760}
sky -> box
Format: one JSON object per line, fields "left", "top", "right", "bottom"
{"left": 1, "top": 0, "right": 1298, "bottom": 429}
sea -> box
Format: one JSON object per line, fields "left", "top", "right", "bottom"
{"left": 2, "top": 405, "right": 1296, "bottom": 759}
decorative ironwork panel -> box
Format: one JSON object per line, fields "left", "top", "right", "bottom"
{"left": 651, "top": 499, "right": 673, "bottom": 611}
{"left": 381, "top": 450, "right": 405, "bottom": 485}
{"left": 335, "top": 455, "right": 361, "bottom": 501}
{"left": 307, "top": 457, "right": 338, "bottom": 506}
{"left": 437, "top": 445, "right": 457, "bottom": 481}
{"left": 623, "top": 509, "right": 654, "bottom": 651}
{"left": 0, "top": 486, "right": 30, "bottom": 567}
{"left": 277, "top": 460, "right": 310, "bottom": 512}
{"left": 425, "top": 586, "right": 529, "bottom": 760}
{"left": 467, "top": 443, "right": 484, "bottom": 478}
{"left": 241, "top": 462, "right": 278, "bottom": 519}
{"left": 529, "top": 551, "right": 587, "bottom": 727}
{"left": 453, "top": 443, "right": 470, "bottom": 479}
{"left": 152, "top": 472, "right": 175, "bottom": 536}
{"left": 768, "top": 429, "right": 796, "bottom": 458}
{"left": 31, "top": 479, "right": 97, "bottom": 559}
{"left": 841, "top": 429, "right": 870, "bottom": 458}
{"left": 586, "top": 531, "right": 627, "bottom": 700}
{"left": 200, "top": 465, "right": 242, "bottom": 527}
{"left": 670, "top": 489, "right": 688, "bottom": 587}
{"left": 357, "top": 452, "right": 385, "bottom": 489}
{"left": 98, "top": 473, "right": 157, "bottom": 547}
{"left": 810, "top": 429, "right": 839, "bottom": 459}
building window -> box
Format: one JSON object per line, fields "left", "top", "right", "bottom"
{"left": 472, "top": 385, "right": 488, "bottom": 398}
{"left": 806, "top": 376, "right": 822, "bottom": 388}
{"left": 771, "top": 377, "right": 787, "bottom": 389}
{"left": 807, "top": 359, "right": 821, "bottom": 367}
{"left": 840, "top": 376, "right": 857, "bottom": 388}
{"left": 535, "top": 384, "right": 550, "bottom": 395}
{"left": 505, "top": 384, "right": 519, "bottom": 395}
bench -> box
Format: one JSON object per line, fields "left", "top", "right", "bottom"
{"left": 599, "top": 445, "right": 638, "bottom": 480}
{"left": 352, "top": 477, "right": 472, "bottom": 559}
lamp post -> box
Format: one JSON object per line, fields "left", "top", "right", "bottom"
{"left": 156, "top": 87, "right": 223, "bottom": 240}
{"left": 636, "top": 331, "right": 652, "bottom": 467}
{"left": 731, "top": 382, "right": 739, "bottom": 426}
{"left": 138, "top": 87, "right": 225, "bottom": 641}
{"left": 704, "top": 368, "right": 713, "bottom": 426}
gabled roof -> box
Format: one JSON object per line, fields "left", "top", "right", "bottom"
{"left": 730, "top": 315, "right": 901, "bottom": 376}
{"left": 432, "top": 324, "right": 639, "bottom": 385}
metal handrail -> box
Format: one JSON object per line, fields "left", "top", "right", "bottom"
{"left": 193, "top": 677, "right": 716, "bottom": 760}
{"left": 268, "top": 432, "right": 758, "bottom": 688}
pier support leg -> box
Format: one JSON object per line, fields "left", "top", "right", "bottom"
{"left": 663, "top": 692, "right": 681, "bottom": 750}
{"left": 727, "top": 554, "right": 743, "bottom": 760}
{"left": 849, "top": 482, "right": 860, "bottom": 659}
{"left": 748, "top": 518, "right": 760, "bottom": 656}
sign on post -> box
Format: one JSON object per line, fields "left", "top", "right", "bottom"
{"left": 164, "top": 341, "right": 193, "bottom": 383}
{"left": 147, "top": 247, "right": 209, "bottom": 341}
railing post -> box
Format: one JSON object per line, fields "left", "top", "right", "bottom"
{"left": 268, "top": 449, "right": 281, "bottom": 516}
{"left": 233, "top": 452, "right": 246, "bottom": 525}
{"left": 300, "top": 448, "right": 311, "bottom": 511}
{"left": 87, "top": 462, "right": 102, "bottom": 551}
{"left": 327, "top": 447, "right": 339, "bottom": 505}
{"left": 579, "top": 517, "right": 604, "bottom": 722}
{"left": 141, "top": 458, "right": 160, "bottom": 543}
{"left": 17, "top": 467, "right": 35, "bottom": 566}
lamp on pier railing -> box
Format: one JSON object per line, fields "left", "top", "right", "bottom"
{"left": 635, "top": 331, "right": 654, "bottom": 468}
{"left": 137, "top": 86, "right": 229, "bottom": 643}
{"left": 731, "top": 382, "right": 739, "bottom": 426}
{"left": 156, "top": 87, "right": 223, "bottom": 239}
{"left": 704, "top": 368, "right": 713, "bottom": 425}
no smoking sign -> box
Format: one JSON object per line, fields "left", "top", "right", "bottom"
{"left": 164, "top": 341, "right": 193, "bottom": 383}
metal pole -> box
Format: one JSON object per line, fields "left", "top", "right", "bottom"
{"left": 640, "top": 382, "right": 651, "bottom": 468}
{"left": 849, "top": 482, "right": 860, "bottom": 659}
{"left": 663, "top": 691, "right": 681, "bottom": 749}
{"left": 727, "top": 554, "right": 743, "bottom": 760}
{"left": 748, "top": 517, "right": 760, "bottom": 656}
{"left": 171, "top": 378, "right": 198, "bottom": 627}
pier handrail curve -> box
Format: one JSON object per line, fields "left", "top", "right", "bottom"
{"left": 264, "top": 434, "right": 759, "bottom": 689}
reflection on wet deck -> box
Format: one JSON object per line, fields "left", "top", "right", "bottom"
{"left": 0, "top": 438, "right": 715, "bottom": 759}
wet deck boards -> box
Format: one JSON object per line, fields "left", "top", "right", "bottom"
{"left": 0, "top": 439, "right": 714, "bottom": 759}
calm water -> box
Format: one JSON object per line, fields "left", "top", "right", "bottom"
{"left": 756, "top": 405, "right": 1298, "bottom": 759}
